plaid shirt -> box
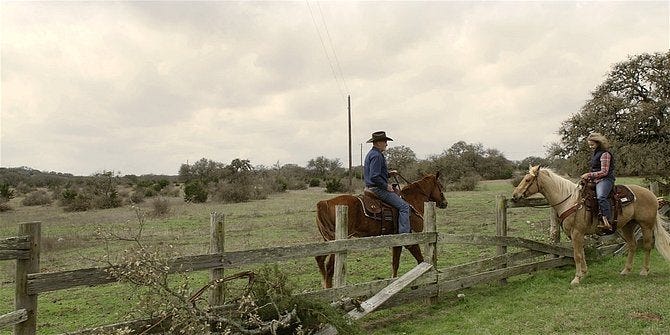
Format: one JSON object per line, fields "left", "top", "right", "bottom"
{"left": 588, "top": 151, "right": 612, "bottom": 182}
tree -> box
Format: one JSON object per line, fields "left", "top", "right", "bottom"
{"left": 418, "top": 141, "right": 514, "bottom": 188}
{"left": 385, "top": 145, "right": 417, "bottom": 173}
{"left": 479, "top": 148, "right": 514, "bottom": 180}
{"left": 551, "top": 51, "right": 669, "bottom": 183}
{"left": 517, "top": 156, "right": 552, "bottom": 170}
{"left": 179, "top": 158, "right": 226, "bottom": 183}
{"left": 306, "top": 156, "right": 342, "bottom": 179}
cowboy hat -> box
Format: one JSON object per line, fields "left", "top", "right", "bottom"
{"left": 586, "top": 132, "right": 610, "bottom": 149}
{"left": 367, "top": 131, "right": 394, "bottom": 143}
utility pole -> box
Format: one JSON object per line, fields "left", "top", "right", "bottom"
{"left": 347, "top": 95, "right": 352, "bottom": 192}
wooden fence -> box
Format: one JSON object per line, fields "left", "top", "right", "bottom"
{"left": 1, "top": 198, "right": 609, "bottom": 335}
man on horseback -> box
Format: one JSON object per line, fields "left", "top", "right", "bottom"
{"left": 364, "top": 131, "right": 411, "bottom": 234}
{"left": 580, "top": 132, "right": 616, "bottom": 230}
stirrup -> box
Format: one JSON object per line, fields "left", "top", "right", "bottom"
{"left": 597, "top": 216, "right": 612, "bottom": 230}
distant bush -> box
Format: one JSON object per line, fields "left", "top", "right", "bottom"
{"left": 63, "top": 193, "right": 92, "bottom": 212}
{"left": 21, "top": 190, "right": 52, "bottom": 206}
{"left": 447, "top": 174, "right": 480, "bottom": 191}
{"left": 129, "top": 190, "right": 145, "bottom": 204}
{"left": 184, "top": 181, "right": 208, "bottom": 203}
{"left": 0, "top": 183, "right": 14, "bottom": 201}
{"left": 309, "top": 178, "right": 321, "bottom": 187}
{"left": 273, "top": 177, "right": 288, "bottom": 192}
{"left": 275, "top": 176, "right": 307, "bottom": 191}
{"left": 91, "top": 192, "right": 122, "bottom": 209}
{"left": 0, "top": 199, "right": 12, "bottom": 212}
{"left": 150, "top": 197, "right": 170, "bottom": 217}
{"left": 212, "top": 181, "right": 250, "bottom": 203}
{"left": 160, "top": 184, "right": 181, "bottom": 197}
{"left": 325, "top": 179, "right": 346, "bottom": 193}
{"left": 60, "top": 188, "right": 77, "bottom": 203}
{"left": 15, "top": 182, "right": 34, "bottom": 196}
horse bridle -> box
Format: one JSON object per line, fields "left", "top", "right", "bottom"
{"left": 519, "top": 170, "right": 573, "bottom": 209}
{"left": 518, "top": 171, "right": 541, "bottom": 198}
{"left": 395, "top": 173, "right": 445, "bottom": 203}
{"left": 518, "top": 170, "right": 580, "bottom": 226}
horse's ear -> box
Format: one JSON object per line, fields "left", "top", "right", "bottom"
{"left": 529, "top": 165, "right": 540, "bottom": 176}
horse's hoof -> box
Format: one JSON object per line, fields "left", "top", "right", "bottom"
{"left": 640, "top": 269, "right": 649, "bottom": 276}
{"left": 620, "top": 269, "right": 631, "bottom": 276}
{"left": 570, "top": 278, "right": 580, "bottom": 286}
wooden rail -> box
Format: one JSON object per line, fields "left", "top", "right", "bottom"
{"left": 3, "top": 200, "right": 587, "bottom": 335}
{"left": 26, "top": 232, "right": 437, "bottom": 294}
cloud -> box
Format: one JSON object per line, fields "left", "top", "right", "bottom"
{"left": 1, "top": 1, "right": 668, "bottom": 175}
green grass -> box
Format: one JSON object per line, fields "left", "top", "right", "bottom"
{"left": 1, "top": 179, "right": 669, "bottom": 334}
{"left": 367, "top": 252, "right": 670, "bottom": 335}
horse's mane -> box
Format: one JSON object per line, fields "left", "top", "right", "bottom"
{"left": 539, "top": 167, "right": 578, "bottom": 196}
{"left": 401, "top": 174, "right": 434, "bottom": 193}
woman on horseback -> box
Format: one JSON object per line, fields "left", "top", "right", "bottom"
{"left": 580, "top": 132, "right": 616, "bottom": 230}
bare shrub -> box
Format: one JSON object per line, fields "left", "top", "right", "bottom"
{"left": 129, "top": 190, "right": 145, "bottom": 204}
{"left": 160, "top": 184, "right": 181, "bottom": 197}
{"left": 21, "top": 189, "right": 53, "bottom": 206}
{"left": 149, "top": 197, "right": 170, "bottom": 217}
{"left": 98, "top": 207, "right": 360, "bottom": 334}
{"left": 14, "top": 182, "right": 34, "bottom": 196}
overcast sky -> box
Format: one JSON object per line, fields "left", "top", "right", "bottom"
{"left": 2, "top": 1, "right": 668, "bottom": 176}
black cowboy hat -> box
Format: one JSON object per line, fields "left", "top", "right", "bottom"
{"left": 367, "top": 131, "right": 394, "bottom": 143}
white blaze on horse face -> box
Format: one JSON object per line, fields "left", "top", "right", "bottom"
{"left": 512, "top": 173, "right": 534, "bottom": 199}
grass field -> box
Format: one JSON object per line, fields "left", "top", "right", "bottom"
{"left": 1, "top": 177, "right": 669, "bottom": 334}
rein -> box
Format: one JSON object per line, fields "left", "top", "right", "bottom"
{"left": 396, "top": 172, "right": 442, "bottom": 202}
{"left": 395, "top": 172, "right": 443, "bottom": 220}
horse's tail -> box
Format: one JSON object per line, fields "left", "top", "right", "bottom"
{"left": 654, "top": 215, "right": 670, "bottom": 262}
{"left": 316, "top": 200, "right": 335, "bottom": 241}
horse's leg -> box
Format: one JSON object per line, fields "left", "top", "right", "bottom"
{"left": 639, "top": 221, "right": 655, "bottom": 276}
{"left": 315, "top": 254, "right": 328, "bottom": 288}
{"left": 570, "top": 230, "right": 587, "bottom": 286}
{"left": 405, "top": 244, "right": 424, "bottom": 264}
{"left": 325, "top": 254, "right": 335, "bottom": 288}
{"left": 619, "top": 223, "right": 637, "bottom": 276}
{"left": 391, "top": 246, "right": 402, "bottom": 278}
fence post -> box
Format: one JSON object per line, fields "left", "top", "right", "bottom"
{"left": 423, "top": 201, "right": 438, "bottom": 304}
{"left": 209, "top": 212, "right": 225, "bottom": 307}
{"left": 15, "top": 221, "right": 40, "bottom": 335}
{"left": 650, "top": 182, "right": 659, "bottom": 196}
{"left": 333, "top": 205, "right": 348, "bottom": 288}
{"left": 495, "top": 195, "right": 508, "bottom": 285}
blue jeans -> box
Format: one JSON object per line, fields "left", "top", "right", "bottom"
{"left": 370, "top": 187, "right": 411, "bottom": 233}
{"left": 596, "top": 178, "right": 614, "bottom": 221}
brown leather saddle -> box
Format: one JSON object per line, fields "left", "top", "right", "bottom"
{"left": 356, "top": 189, "right": 398, "bottom": 235}
{"left": 582, "top": 181, "right": 636, "bottom": 234}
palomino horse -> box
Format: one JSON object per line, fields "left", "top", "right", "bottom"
{"left": 315, "top": 173, "right": 448, "bottom": 288}
{"left": 512, "top": 165, "right": 670, "bottom": 286}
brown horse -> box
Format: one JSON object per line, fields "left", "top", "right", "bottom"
{"left": 315, "top": 173, "right": 448, "bottom": 288}
{"left": 512, "top": 165, "right": 670, "bottom": 285}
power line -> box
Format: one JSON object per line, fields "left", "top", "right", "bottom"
{"left": 306, "top": 0, "right": 348, "bottom": 102}
{"left": 316, "top": 1, "right": 350, "bottom": 95}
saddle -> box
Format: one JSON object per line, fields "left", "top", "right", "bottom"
{"left": 582, "top": 181, "right": 636, "bottom": 235}
{"left": 357, "top": 189, "right": 398, "bottom": 235}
